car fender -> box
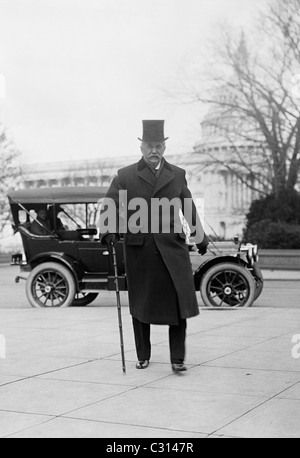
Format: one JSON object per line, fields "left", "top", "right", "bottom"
{"left": 194, "top": 255, "right": 248, "bottom": 291}
{"left": 27, "top": 252, "right": 82, "bottom": 290}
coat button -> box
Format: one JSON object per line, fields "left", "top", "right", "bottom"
{"left": 154, "top": 250, "right": 159, "bottom": 256}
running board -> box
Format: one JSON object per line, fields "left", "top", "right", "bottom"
{"left": 81, "top": 276, "right": 127, "bottom": 292}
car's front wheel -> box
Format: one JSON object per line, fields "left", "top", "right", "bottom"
{"left": 252, "top": 262, "right": 264, "bottom": 302}
{"left": 200, "top": 262, "right": 256, "bottom": 308}
{"left": 72, "top": 292, "right": 99, "bottom": 307}
{"left": 26, "top": 262, "right": 76, "bottom": 308}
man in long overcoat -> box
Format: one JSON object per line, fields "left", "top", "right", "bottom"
{"left": 100, "top": 120, "right": 209, "bottom": 372}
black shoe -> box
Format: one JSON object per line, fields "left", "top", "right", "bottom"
{"left": 136, "top": 360, "right": 150, "bottom": 370}
{"left": 172, "top": 363, "right": 187, "bottom": 373}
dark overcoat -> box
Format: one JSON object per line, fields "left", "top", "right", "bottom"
{"left": 101, "top": 158, "right": 206, "bottom": 326}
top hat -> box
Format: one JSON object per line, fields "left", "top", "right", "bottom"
{"left": 138, "top": 120, "right": 169, "bottom": 143}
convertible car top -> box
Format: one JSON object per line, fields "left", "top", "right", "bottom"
{"left": 8, "top": 186, "right": 108, "bottom": 205}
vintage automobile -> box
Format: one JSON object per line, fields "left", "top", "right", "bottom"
{"left": 8, "top": 187, "right": 263, "bottom": 309}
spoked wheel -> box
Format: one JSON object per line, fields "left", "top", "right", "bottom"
{"left": 72, "top": 292, "right": 99, "bottom": 307}
{"left": 26, "top": 262, "right": 76, "bottom": 308}
{"left": 200, "top": 262, "right": 256, "bottom": 308}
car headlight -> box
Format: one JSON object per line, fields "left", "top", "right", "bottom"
{"left": 253, "top": 244, "right": 259, "bottom": 263}
{"left": 245, "top": 243, "right": 259, "bottom": 265}
{"left": 240, "top": 243, "right": 259, "bottom": 266}
{"left": 247, "top": 246, "right": 254, "bottom": 267}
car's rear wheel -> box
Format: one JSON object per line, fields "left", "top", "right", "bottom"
{"left": 72, "top": 292, "right": 99, "bottom": 307}
{"left": 200, "top": 262, "right": 256, "bottom": 308}
{"left": 26, "top": 262, "right": 76, "bottom": 308}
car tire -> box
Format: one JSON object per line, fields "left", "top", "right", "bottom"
{"left": 72, "top": 293, "right": 99, "bottom": 307}
{"left": 252, "top": 262, "right": 264, "bottom": 302}
{"left": 200, "top": 262, "right": 256, "bottom": 308}
{"left": 26, "top": 262, "right": 76, "bottom": 308}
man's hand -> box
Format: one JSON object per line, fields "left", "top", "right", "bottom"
{"left": 103, "top": 233, "right": 119, "bottom": 245}
{"left": 197, "top": 235, "right": 209, "bottom": 256}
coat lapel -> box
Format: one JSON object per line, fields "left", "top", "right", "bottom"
{"left": 137, "top": 158, "right": 176, "bottom": 195}
{"left": 153, "top": 160, "right": 175, "bottom": 196}
{"left": 137, "top": 159, "right": 156, "bottom": 188}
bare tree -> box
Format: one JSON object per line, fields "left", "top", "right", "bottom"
{"left": 0, "top": 125, "right": 21, "bottom": 235}
{"left": 176, "top": 0, "right": 300, "bottom": 198}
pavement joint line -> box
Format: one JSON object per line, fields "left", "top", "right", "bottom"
{"left": 0, "top": 408, "right": 58, "bottom": 439}
{"left": 3, "top": 414, "right": 208, "bottom": 439}
{"left": 34, "top": 376, "right": 142, "bottom": 389}
{"left": 2, "top": 317, "right": 293, "bottom": 385}
{"left": 57, "top": 385, "right": 139, "bottom": 419}
{"left": 37, "top": 354, "right": 300, "bottom": 395}
{"left": 3, "top": 416, "right": 61, "bottom": 439}
{"left": 0, "top": 354, "right": 125, "bottom": 388}
{"left": 175, "top": 332, "right": 300, "bottom": 372}
{"left": 202, "top": 364, "right": 300, "bottom": 374}
{"left": 186, "top": 311, "right": 273, "bottom": 338}
{"left": 0, "top": 385, "right": 139, "bottom": 423}
{"left": 3, "top": 361, "right": 300, "bottom": 437}
{"left": 0, "top": 354, "right": 177, "bottom": 389}
{"left": 60, "top": 414, "right": 211, "bottom": 437}
{"left": 206, "top": 433, "right": 240, "bottom": 438}
{"left": 209, "top": 378, "right": 300, "bottom": 437}
{"left": 186, "top": 324, "right": 258, "bottom": 339}
{"left": 0, "top": 407, "right": 56, "bottom": 420}
{"left": 38, "top": 365, "right": 180, "bottom": 388}
{"left": 0, "top": 376, "right": 40, "bottom": 389}
{"left": 196, "top": 327, "right": 300, "bottom": 369}
{"left": 140, "top": 384, "right": 271, "bottom": 400}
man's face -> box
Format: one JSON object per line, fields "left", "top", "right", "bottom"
{"left": 38, "top": 210, "right": 48, "bottom": 221}
{"left": 141, "top": 141, "right": 166, "bottom": 168}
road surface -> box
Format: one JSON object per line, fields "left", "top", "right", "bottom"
{"left": 0, "top": 265, "right": 299, "bottom": 310}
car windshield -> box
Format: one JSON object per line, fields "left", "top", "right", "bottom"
{"left": 56, "top": 203, "right": 100, "bottom": 231}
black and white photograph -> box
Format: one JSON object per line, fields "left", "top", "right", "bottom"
{"left": 0, "top": 0, "right": 300, "bottom": 440}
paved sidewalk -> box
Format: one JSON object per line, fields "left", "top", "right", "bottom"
{"left": 1, "top": 305, "right": 300, "bottom": 438}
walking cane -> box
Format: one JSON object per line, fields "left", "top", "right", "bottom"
{"left": 111, "top": 241, "right": 126, "bottom": 375}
